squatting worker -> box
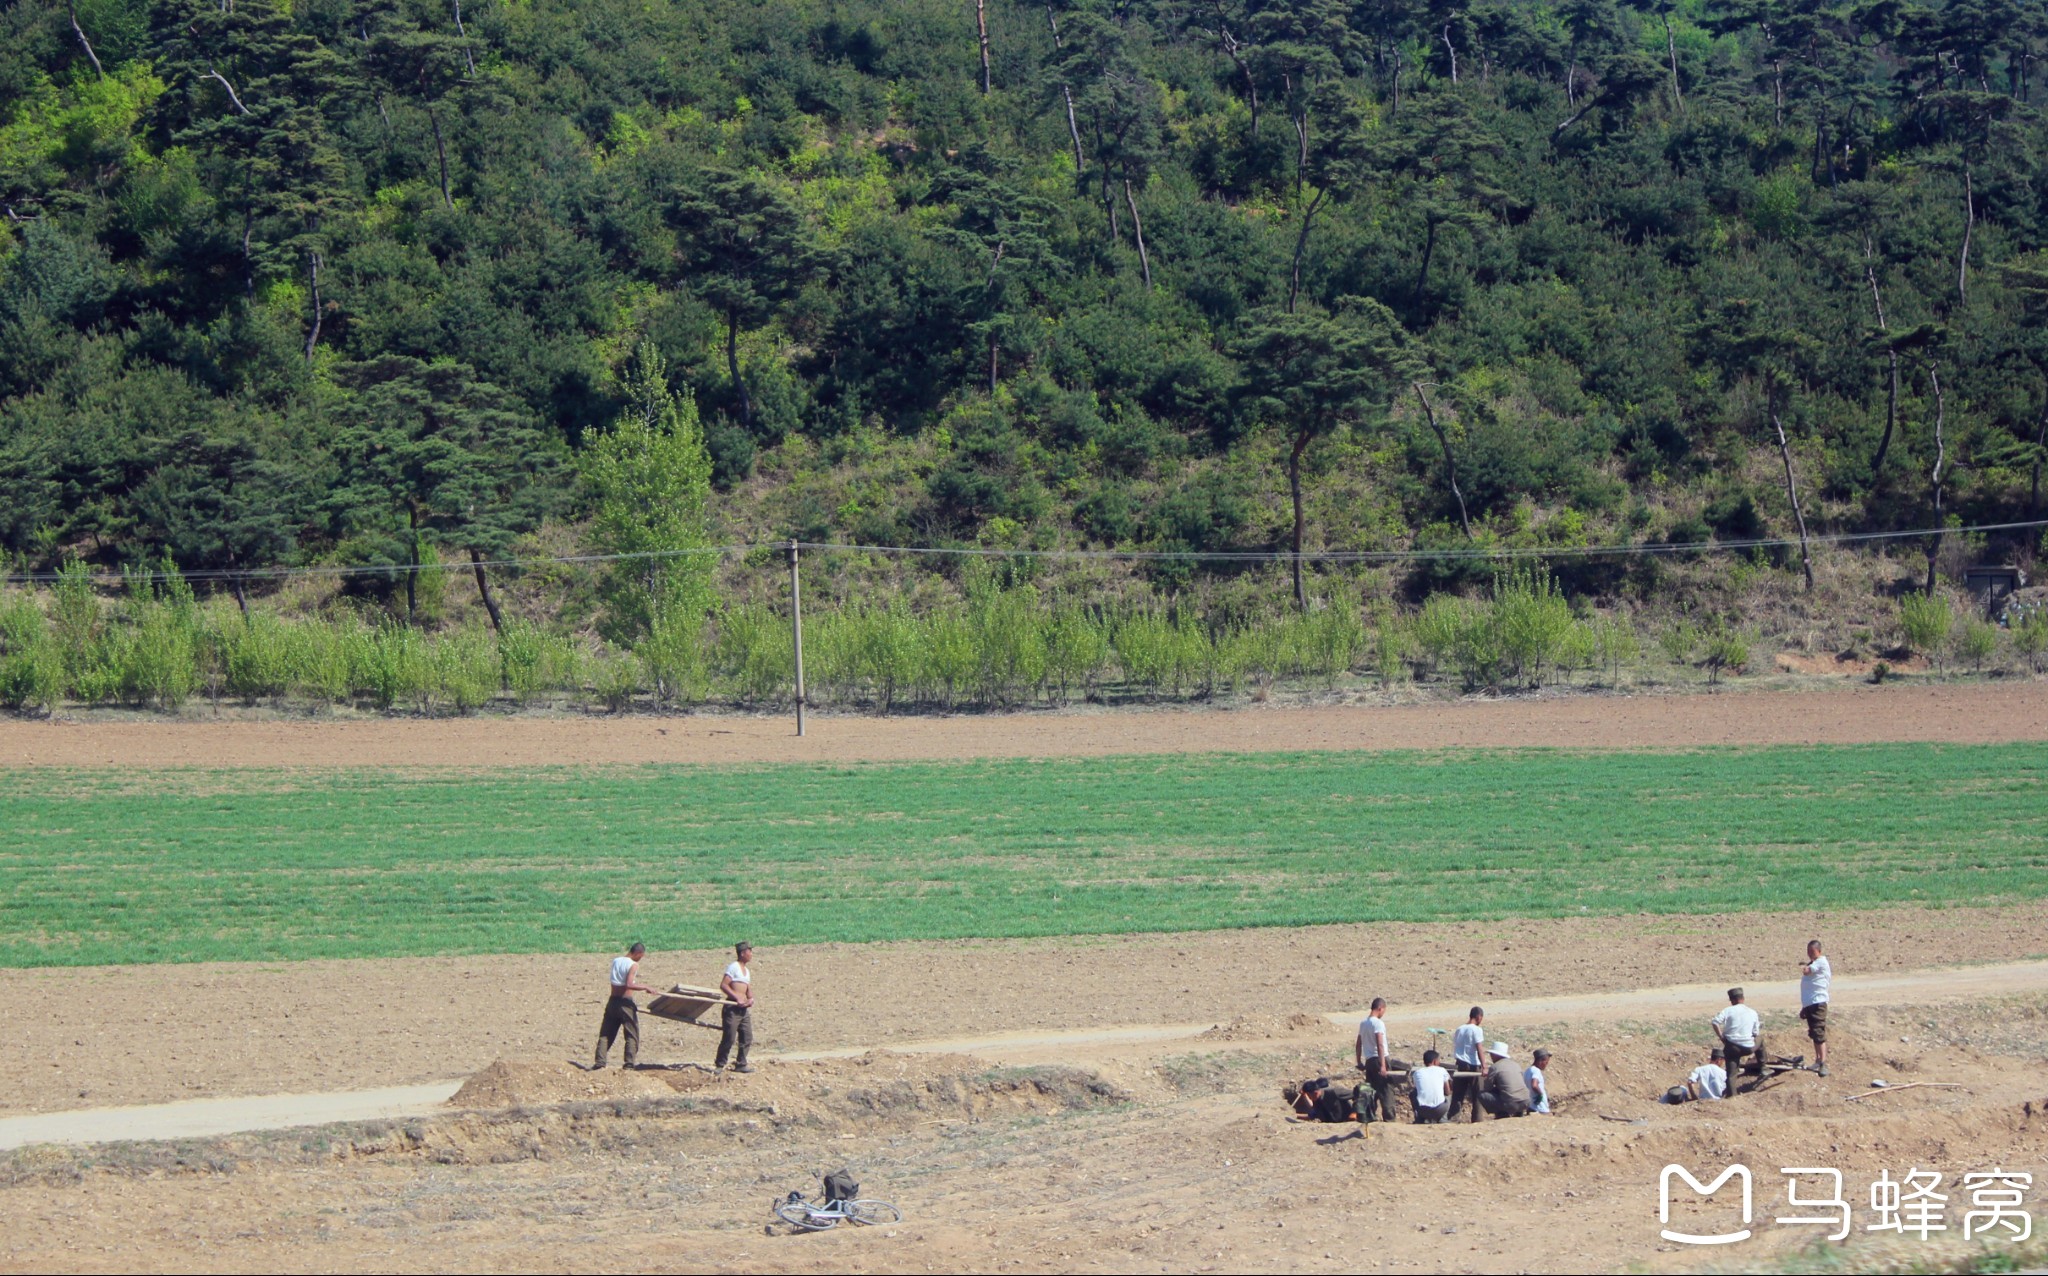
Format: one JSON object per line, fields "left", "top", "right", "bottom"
{"left": 1525, "top": 1048, "right": 1553, "bottom": 1115}
{"left": 1478, "top": 1042, "right": 1532, "bottom": 1118}
{"left": 1410, "top": 1049, "right": 1452, "bottom": 1124}
{"left": 1355, "top": 997, "right": 1408, "bottom": 1122}
{"left": 1712, "top": 987, "right": 1761, "bottom": 1094}
{"left": 1687, "top": 1047, "right": 1729, "bottom": 1101}
{"left": 715, "top": 942, "right": 755, "bottom": 1073}
{"left": 1798, "top": 939, "right": 1831, "bottom": 1078}
{"left": 1451, "top": 1006, "right": 1486, "bottom": 1121}
{"left": 594, "top": 942, "right": 651, "bottom": 1070}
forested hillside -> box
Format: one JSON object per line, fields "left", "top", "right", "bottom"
{"left": 3, "top": 0, "right": 2048, "bottom": 710}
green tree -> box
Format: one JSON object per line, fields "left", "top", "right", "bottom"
{"left": 1232, "top": 300, "right": 1410, "bottom": 607}
{"left": 582, "top": 343, "right": 717, "bottom": 645}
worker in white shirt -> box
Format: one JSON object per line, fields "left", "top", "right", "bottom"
{"left": 1450, "top": 1006, "right": 1486, "bottom": 1123}
{"left": 715, "top": 941, "right": 755, "bottom": 1073}
{"left": 1711, "top": 987, "right": 1761, "bottom": 1094}
{"left": 1354, "top": 997, "right": 1408, "bottom": 1122}
{"left": 1525, "top": 1048, "right": 1553, "bottom": 1114}
{"left": 1410, "top": 1050, "right": 1453, "bottom": 1123}
{"left": 593, "top": 942, "right": 652, "bottom": 1070}
{"left": 1684, "top": 1047, "right": 1728, "bottom": 1100}
{"left": 1798, "top": 939, "right": 1831, "bottom": 1077}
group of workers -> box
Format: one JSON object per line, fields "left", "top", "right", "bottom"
{"left": 1671, "top": 938, "right": 1833, "bottom": 1101}
{"left": 1349, "top": 999, "right": 1553, "bottom": 1123}
{"left": 592, "top": 940, "right": 758, "bottom": 1074}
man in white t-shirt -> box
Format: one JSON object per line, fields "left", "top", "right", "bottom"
{"left": 1354, "top": 997, "right": 1408, "bottom": 1122}
{"left": 715, "top": 942, "right": 755, "bottom": 1073}
{"left": 1525, "top": 1048, "right": 1553, "bottom": 1114}
{"left": 1711, "top": 987, "right": 1761, "bottom": 1094}
{"left": 1410, "top": 1050, "right": 1453, "bottom": 1123}
{"left": 593, "top": 942, "right": 651, "bottom": 1069}
{"left": 1685, "top": 1047, "right": 1729, "bottom": 1100}
{"left": 1450, "top": 1007, "right": 1486, "bottom": 1123}
{"left": 1798, "top": 939, "right": 1832, "bottom": 1077}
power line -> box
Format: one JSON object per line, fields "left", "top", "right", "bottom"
{"left": 4, "top": 519, "right": 2043, "bottom": 585}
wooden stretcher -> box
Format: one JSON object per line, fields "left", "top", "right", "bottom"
{"left": 644, "top": 984, "right": 741, "bottom": 1029}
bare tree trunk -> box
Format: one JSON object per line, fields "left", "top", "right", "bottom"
{"left": 726, "top": 310, "right": 753, "bottom": 427}
{"left": 975, "top": 0, "right": 991, "bottom": 95}
{"left": 1958, "top": 165, "right": 1974, "bottom": 303}
{"left": 1288, "top": 188, "right": 1326, "bottom": 313}
{"left": 1772, "top": 408, "right": 1815, "bottom": 590}
{"left": 1414, "top": 382, "right": 1472, "bottom": 537}
{"left": 1864, "top": 238, "right": 1899, "bottom": 484}
{"left": 988, "top": 333, "right": 999, "bottom": 395}
{"left": 1046, "top": 7, "right": 1085, "bottom": 174}
{"left": 1663, "top": 7, "right": 1683, "bottom": 111}
{"left": 231, "top": 575, "right": 249, "bottom": 618}
{"left": 1441, "top": 25, "right": 1458, "bottom": 84}
{"left": 68, "top": 3, "right": 104, "bottom": 77}
{"left": 430, "top": 107, "right": 454, "bottom": 209}
{"left": 405, "top": 514, "right": 420, "bottom": 625}
{"left": 305, "top": 249, "right": 323, "bottom": 362}
{"left": 453, "top": 0, "right": 476, "bottom": 76}
{"left": 2032, "top": 408, "right": 2046, "bottom": 519}
{"left": 1288, "top": 433, "right": 1309, "bottom": 609}
{"left": 1122, "top": 178, "right": 1151, "bottom": 288}
{"left": 1773, "top": 60, "right": 1784, "bottom": 126}
{"left": 470, "top": 548, "right": 504, "bottom": 633}
{"left": 206, "top": 68, "right": 250, "bottom": 113}
{"left": 1925, "top": 365, "right": 1946, "bottom": 596}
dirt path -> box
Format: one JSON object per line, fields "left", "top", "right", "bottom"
{"left": 3, "top": 680, "right": 2044, "bottom": 768}
{"left": 9, "top": 904, "right": 2047, "bottom": 1118}
{"left": 9, "top": 958, "right": 2044, "bottom": 1151}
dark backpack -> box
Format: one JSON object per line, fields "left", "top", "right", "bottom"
{"left": 823, "top": 1169, "right": 859, "bottom": 1204}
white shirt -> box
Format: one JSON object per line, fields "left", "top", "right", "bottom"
{"left": 1452, "top": 1023, "right": 1485, "bottom": 1067}
{"left": 1411, "top": 1065, "right": 1451, "bottom": 1109}
{"left": 1800, "top": 955, "right": 1832, "bottom": 1006}
{"left": 1525, "top": 1064, "right": 1550, "bottom": 1114}
{"left": 1358, "top": 1016, "right": 1388, "bottom": 1061}
{"left": 724, "top": 961, "right": 751, "bottom": 986}
{"left": 610, "top": 955, "right": 636, "bottom": 989}
{"left": 1712, "top": 1003, "right": 1760, "bottom": 1048}
{"left": 1688, "top": 1064, "right": 1728, "bottom": 1100}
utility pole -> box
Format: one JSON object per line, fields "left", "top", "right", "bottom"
{"left": 787, "top": 540, "right": 806, "bottom": 736}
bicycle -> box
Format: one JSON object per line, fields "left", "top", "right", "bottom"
{"left": 772, "top": 1190, "right": 902, "bottom": 1231}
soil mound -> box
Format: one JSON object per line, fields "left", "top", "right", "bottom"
{"left": 449, "top": 1058, "right": 690, "bottom": 1108}
{"left": 1199, "top": 1013, "right": 1331, "bottom": 1042}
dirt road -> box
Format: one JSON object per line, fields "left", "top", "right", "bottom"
{"left": 3, "top": 679, "right": 2043, "bottom": 768}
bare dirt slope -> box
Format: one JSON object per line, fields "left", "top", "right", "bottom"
{"left": 2, "top": 679, "right": 2044, "bottom": 768}
{"left": 6, "top": 907, "right": 2047, "bottom": 1118}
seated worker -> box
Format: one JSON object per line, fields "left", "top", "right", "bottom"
{"left": 1525, "top": 1048, "right": 1554, "bottom": 1115}
{"left": 1662, "top": 1047, "right": 1729, "bottom": 1103}
{"left": 1478, "top": 1042, "right": 1533, "bottom": 1118}
{"left": 1283, "top": 1077, "right": 1358, "bottom": 1123}
{"left": 1712, "top": 987, "right": 1762, "bottom": 1094}
{"left": 1410, "top": 1050, "right": 1453, "bottom": 1124}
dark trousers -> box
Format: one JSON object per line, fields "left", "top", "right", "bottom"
{"left": 594, "top": 995, "right": 638, "bottom": 1068}
{"left": 1413, "top": 1100, "right": 1450, "bottom": 1124}
{"left": 1363, "top": 1056, "right": 1410, "bottom": 1123}
{"left": 1723, "top": 1042, "right": 1755, "bottom": 1092}
{"left": 716, "top": 1004, "right": 753, "bottom": 1068}
{"left": 1450, "top": 1068, "right": 1483, "bottom": 1122}
{"left": 1478, "top": 1090, "right": 1530, "bottom": 1118}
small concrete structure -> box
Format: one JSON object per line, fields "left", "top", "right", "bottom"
{"left": 1964, "top": 565, "right": 2027, "bottom": 617}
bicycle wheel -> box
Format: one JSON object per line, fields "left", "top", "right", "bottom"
{"left": 845, "top": 1199, "right": 901, "bottom": 1226}
{"left": 774, "top": 1199, "right": 838, "bottom": 1231}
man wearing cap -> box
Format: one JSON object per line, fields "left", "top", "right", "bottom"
{"left": 1686, "top": 1046, "right": 1729, "bottom": 1100}
{"left": 716, "top": 942, "right": 755, "bottom": 1073}
{"left": 1797, "top": 939, "right": 1831, "bottom": 1078}
{"left": 1477, "top": 1041, "right": 1533, "bottom": 1118}
{"left": 1711, "top": 987, "right": 1761, "bottom": 1094}
{"left": 593, "top": 941, "right": 652, "bottom": 1070}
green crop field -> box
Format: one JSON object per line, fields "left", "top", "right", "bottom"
{"left": 2, "top": 743, "right": 2044, "bottom": 968}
